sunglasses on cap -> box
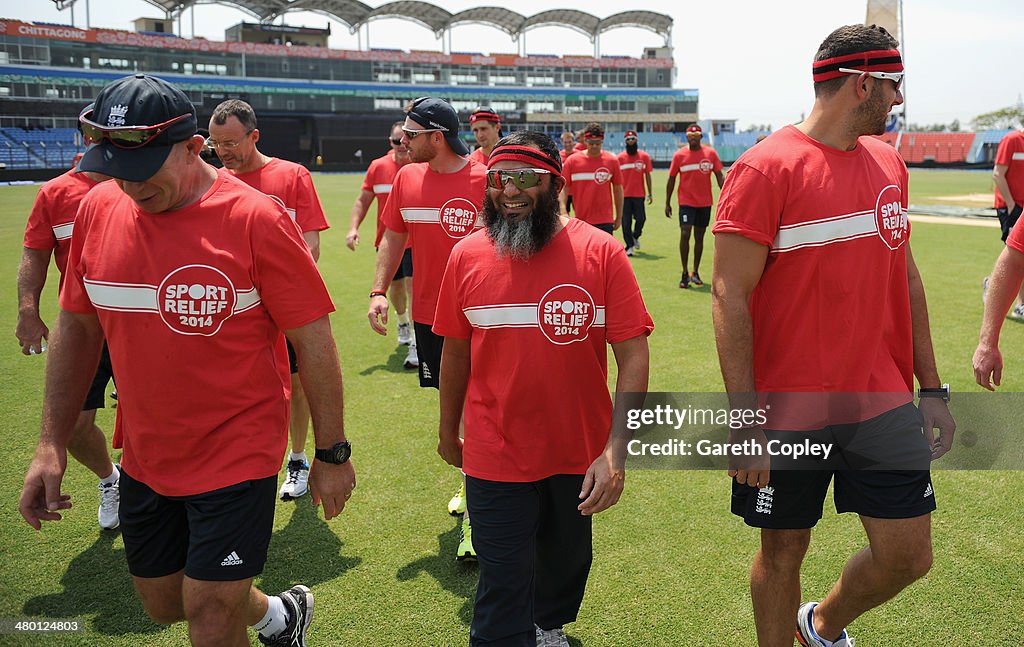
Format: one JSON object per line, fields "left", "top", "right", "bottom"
{"left": 402, "top": 125, "right": 448, "bottom": 139}
{"left": 486, "top": 168, "right": 552, "bottom": 190}
{"left": 837, "top": 67, "right": 904, "bottom": 89}
{"left": 80, "top": 112, "right": 193, "bottom": 150}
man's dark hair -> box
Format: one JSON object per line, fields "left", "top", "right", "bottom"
{"left": 492, "top": 130, "right": 561, "bottom": 167}
{"left": 584, "top": 122, "right": 604, "bottom": 139}
{"left": 210, "top": 99, "right": 258, "bottom": 130}
{"left": 813, "top": 24, "right": 899, "bottom": 98}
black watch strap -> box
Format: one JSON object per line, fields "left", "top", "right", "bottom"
{"left": 918, "top": 384, "right": 950, "bottom": 402}
{"left": 315, "top": 441, "right": 352, "bottom": 464}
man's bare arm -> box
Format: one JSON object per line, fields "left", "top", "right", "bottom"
{"left": 368, "top": 228, "right": 410, "bottom": 335}
{"left": 437, "top": 336, "right": 471, "bottom": 468}
{"left": 16, "top": 247, "right": 53, "bottom": 355}
{"left": 346, "top": 189, "right": 376, "bottom": 251}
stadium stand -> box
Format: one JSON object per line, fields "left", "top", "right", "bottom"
{"left": 967, "top": 129, "right": 1013, "bottom": 164}
{"left": 897, "top": 132, "right": 975, "bottom": 164}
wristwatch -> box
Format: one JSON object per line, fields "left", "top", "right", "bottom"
{"left": 917, "top": 384, "right": 951, "bottom": 402}
{"left": 315, "top": 441, "right": 352, "bottom": 464}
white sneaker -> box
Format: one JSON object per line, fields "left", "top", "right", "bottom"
{"left": 397, "top": 321, "right": 412, "bottom": 345}
{"left": 633, "top": 239, "right": 641, "bottom": 251}
{"left": 796, "top": 602, "right": 855, "bottom": 647}
{"left": 404, "top": 343, "right": 419, "bottom": 369}
{"left": 1011, "top": 303, "right": 1024, "bottom": 321}
{"left": 535, "top": 625, "right": 569, "bottom": 647}
{"left": 279, "top": 459, "right": 310, "bottom": 501}
{"left": 98, "top": 465, "right": 120, "bottom": 530}
{"left": 625, "top": 246, "right": 634, "bottom": 256}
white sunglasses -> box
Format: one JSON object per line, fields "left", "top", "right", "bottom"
{"left": 837, "top": 67, "right": 904, "bottom": 88}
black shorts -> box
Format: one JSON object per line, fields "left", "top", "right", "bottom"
{"left": 413, "top": 321, "right": 444, "bottom": 389}
{"left": 997, "top": 204, "right": 1023, "bottom": 242}
{"left": 391, "top": 247, "right": 414, "bottom": 281}
{"left": 82, "top": 342, "right": 115, "bottom": 411}
{"left": 119, "top": 469, "right": 277, "bottom": 581}
{"left": 286, "top": 339, "right": 299, "bottom": 374}
{"left": 731, "top": 403, "right": 936, "bottom": 529}
{"left": 679, "top": 205, "right": 712, "bottom": 228}
{"left": 591, "top": 222, "right": 615, "bottom": 235}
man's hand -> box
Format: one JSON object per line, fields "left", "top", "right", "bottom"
{"left": 368, "top": 295, "right": 390, "bottom": 335}
{"left": 727, "top": 427, "right": 770, "bottom": 488}
{"left": 437, "top": 435, "right": 464, "bottom": 468}
{"left": 309, "top": 460, "right": 356, "bottom": 521}
{"left": 16, "top": 312, "right": 48, "bottom": 356}
{"left": 919, "top": 398, "right": 956, "bottom": 460}
{"left": 19, "top": 443, "right": 71, "bottom": 530}
{"left": 345, "top": 229, "right": 360, "bottom": 251}
{"left": 646, "top": 194, "right": 653, "bottom": 205}
{"left": 973, "top": 343, "right": 1003, "bottom": 391}
{"left": 578, "top": 447, "right": 625, "bottom": 516}
{"left": 664, "top": 204, "right": 673, "bottom": 218}
{"left": 613, "top": 216, "right": 622, "bottom": 231}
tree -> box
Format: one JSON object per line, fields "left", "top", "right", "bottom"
{"left": 972, "top": 105, "right": 1024, "bottom": 130}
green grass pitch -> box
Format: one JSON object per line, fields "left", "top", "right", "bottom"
{"left": 0, "top": 169, "right": 1020, "bottom": 646}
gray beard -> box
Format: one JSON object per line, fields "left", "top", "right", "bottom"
{"left": 483, "top": 187, "right": 560, "bottom": 260}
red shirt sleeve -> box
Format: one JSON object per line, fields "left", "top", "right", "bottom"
{"left": 431, "top": 245, "right": 472, "bottom": 340}
{"left": 23, "top": 185, "right": 56, "bottom": 251}
{"left": 562, "top": 155, "right": 575, "bottom": 191}
{"left": 668, "top": 151, "right": 681, "bottom": 177}
{"left": 644, "top": 152, "right": 653, "bottom": 174}
{"left": 251, "top": 202, "right": 335, "bottom": 331}
{"left": 603, "top": 244, "right": 654, "bottom": 343}
{"left": 58, "top": 198, "right": 96, "bottom": 315}
{"left": 995, "top": 136, "right": 1014, "bottom": 166}
{"left": 711, "top": 162, "right": 782, "bottom": 248}
{"left": 381, "top": 166, "right": 408, "bottom": 234}
{"left": 293, "top": 166, "right": 329, "bottom": 233}
{"left": 361, "top": 160, "right": 376, "bottom": 193}
{"left": 609, "top": 157, "right": 623, "bottom": 185}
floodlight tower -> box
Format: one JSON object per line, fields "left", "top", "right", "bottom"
{"left": 866, "top": 0, "right": 905, "bottom": 129}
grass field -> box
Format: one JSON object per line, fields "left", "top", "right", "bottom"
{"left": 0, "top": 169, "right": 1021, "bottom": 646}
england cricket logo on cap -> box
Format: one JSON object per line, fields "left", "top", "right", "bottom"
{"left": 537, "top": 284, "right": 596, "bottom": 345}
{"left": 439, "top": 197, "right": 479, "bottom": 239}
{"left": 158, "top": 265, "right": 237, "bottom": 336}
{"left": 108, "top": 104, "right": 128, "bottom": 127}
{"left": 594, "top": 167, "right": 612, "bottom": 184}
{"left": 873, "top": 184, "right": 907, "bottom": 251}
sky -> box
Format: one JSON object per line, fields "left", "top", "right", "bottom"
{"left": 9, "top": 0, "right": 1024, "bottom": 130}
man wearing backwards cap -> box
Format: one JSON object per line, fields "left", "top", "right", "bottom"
{"left": 468, "top": 106, "right": 502, "bottom": 165}
{"left": 712, "top": 25, "right": 953, "bottom": 647}
{"left": 368, "top": 96, "right": 487, "bottom": 560}
{"left": 665, "top": 123, "right": 724, "bottom": 289}
{"left": 433, "top": 131, "right": 652, "bottom": 647}
{"left": 18, "top": 74, "right": 356, "bottom": 647}
{"left": 617, "top": 130, "right": 653, "bottom": 256}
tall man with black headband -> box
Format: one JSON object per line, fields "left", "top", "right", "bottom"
{"left": 19, "top": 74, "right": 356, "bottom": 647}
{"left": 368, "top": 96, "right": 487, "bottom": 560}
{"left": 712, "top": 26, "right": 954, "bottom": 647}
{"left": 434, "top": 131, "right": 652, "bottom": 647}
{"left": 468, "top": 107, "right": 502, "bottom": 165}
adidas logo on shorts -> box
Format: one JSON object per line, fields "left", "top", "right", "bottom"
{"left": 220, "top": 551, "right": 244, "bottom": 567}
{"left": 923, "top": 483, "right": 933, "bottom": 499}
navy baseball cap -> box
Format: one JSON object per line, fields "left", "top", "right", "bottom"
{"left": 79, "top": 74, "right": 198, "bottom": 182}
{"left": 406, "top": 96, "right": 470, "bottom": 156}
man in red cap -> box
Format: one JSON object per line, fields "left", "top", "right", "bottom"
{"left": 713, "top": 25, "right": 953, "bottom": 646}
{"left": 665, "top": 124, "right": 725, "bottom": 288}
{"left": 560, "top": 122, "right": 623, "bottom": 234}
{"left": 617, "top": 130, "right": 653, "bottom": 255}
{"left": 468, "top": 107, "right": 502, "bottom": 165}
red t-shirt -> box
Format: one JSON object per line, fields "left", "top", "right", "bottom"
{"left": 60, "top": 172, "right": 335, "bottom": 496}
{"left": 468, "top": 148, "right": 489, "bottom": 165}
{"left": 23, "top": 169, "right": 102, "bottom": 289}
{"left": 433, "top": 218, "right": 654, "bottom": 481}
{"left": 230, "top": 157, "right": 329, "bottom": 233}
{"left": 562, "top": 151, "right": 623, "bottom": 224}
{"left": 713, "top": 126, "right": 913, "bottom": 429}
{"left": 360, "top": 152, "right": 408, "bottom": 248}
{"left": 574, "top": 142, "right": 587, "bottom": 152}
{"left": 617, "top": 150, "right": 653, "bottom": 198}
{"left": 381, "top": 160, "right": 487, "bottom": 325}
{"left": 994, "top": 130, "right": 1024, "bottom": 208}
{"left": 668, "top": 145, "right": 723, "bottom": 207}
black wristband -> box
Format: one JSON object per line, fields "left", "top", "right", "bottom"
{"left": 370, "top": 290, "right": 387, "bottom": 298}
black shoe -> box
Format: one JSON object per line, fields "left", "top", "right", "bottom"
{"left": 259, "top": 585, "right": 314, "bottom": 647}
{"left": 679, "top": 273, "right": 690, "bottom": 289}
{"left": 690, "top": 272, "right": 703, "bottom": 287}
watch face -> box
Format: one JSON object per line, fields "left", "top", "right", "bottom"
{"left": 332, "top": 442, "right": 351, "bottom": 463}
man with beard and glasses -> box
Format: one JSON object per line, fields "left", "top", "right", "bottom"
{"left": 433, "top": 131, "right": 653, "bottom": 647}
{"left": 617, "top": 130, "right": 653, "bottom": 256}
{"left": 712, "top": 25, "right": 953, "bottom": 647}
{"left": 468, "top": 107, "right": 502, "bottom": 165}
{"left": 208, "top": 99, "right": 331, "bottom": 504}
{"left": 368, "top": 96, "right": 487, "bottom": 560}
{"left": 347, "top": 121, "right": 417, "bottom": 366}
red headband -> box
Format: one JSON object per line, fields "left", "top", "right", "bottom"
{"left": 471, "top": 111, "right": 501, "bottom": 124}
{"left": 486, "top": 145, "right": 562, "bottom": 175}
{"left": 812, "top": 48, "right": 903, "bottom": 82}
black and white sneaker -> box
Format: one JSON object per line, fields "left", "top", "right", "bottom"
{"left": 259, "top": 585, "right": 314, "bottom": 647}
{"left": 679, "top": 273, "right": 690, "bottom": 289}
{"left": 279, "top": 460, "right": 310, "bottom": 501}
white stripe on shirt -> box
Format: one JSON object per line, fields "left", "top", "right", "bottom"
{"left": 52, "top": 222, "right": 74, "bottom": 241}
{"left": 463, "top": 303, "right": 607, "bottom": 328}
{"left": 772, "top": 210, "right": 878, "bottom": 253}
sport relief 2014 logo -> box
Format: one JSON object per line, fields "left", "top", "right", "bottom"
{"left": 439, "top": 197, "right": 479, "bottom": 239}
{"left": 593, "top": 167, "right": 613, "bottom": 184}
{"left": 158, "top": 265, "right": 237, "bottom": 336}
{"left": 698, "top": 159, "right": 715, "bottom": 174}
{"left": 537, "top": 284, "right": 596, "bottom": 345}
{"left": 874, "top": 184, "right": 907, "bottom": 251}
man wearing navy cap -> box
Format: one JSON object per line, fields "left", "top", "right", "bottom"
{"left": 18, "top": 74, "right": 355, "bottom": 647}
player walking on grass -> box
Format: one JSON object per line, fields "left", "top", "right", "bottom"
{"left": 434, "top": 131, "right": 652, "bottom": 647}
{"left": 208, "top": 99, "right": 331, "bottom": 503}
{"left": 559, "top": 122, "right": 623, "bottom": 235}
{"left": 346, "top": 121, "right": 417, "bottom": 367}
{"left": 984, "top": 127, "right": 1024, "bottom": 318}
{"left": 19, "top": 74, "right": 355, "bottom": 647}
{"left": 712, "top": 25, "right": 954, "bottom": 647}
{"left": 617, "top": 130, "right": 653, "bottom": 256}
{"left": 368, "top": 96, "right": 487, "bottom": 560}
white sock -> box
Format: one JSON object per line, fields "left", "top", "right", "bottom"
{"left": 289, "top": 451, "right": 308, "bottom": 464}
{"left": 252, "top": 594, "right": 288, "bottom": 637}
{"left": 100, "top": 465, "right": 120, "bottom": 486}
{"left": 396, "top": 311, "right": 410, "bottom": 325}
